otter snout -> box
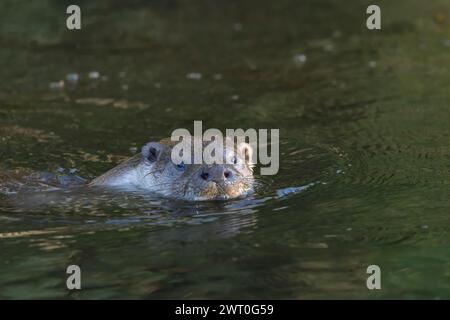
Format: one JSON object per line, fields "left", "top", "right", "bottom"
{"left": 200, "top": 166, "right": 235, "bottom": 183}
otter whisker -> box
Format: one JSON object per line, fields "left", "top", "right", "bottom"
{"left": 143, "top": 168, "right": 164, "bottom": 179}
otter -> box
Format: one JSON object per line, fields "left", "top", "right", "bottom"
{"left": 89, "top": 138, "right": 254, "bottom": 201}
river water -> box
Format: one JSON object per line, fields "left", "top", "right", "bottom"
{"left": 1, "top": 0, "right": 450, "bottom": 299}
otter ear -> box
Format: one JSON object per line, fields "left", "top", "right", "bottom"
{"left": 142, "top": 142, "right": 163, "bottom": 164}
{"left": 237, "top": 142, "right": 254, "bottom": 165}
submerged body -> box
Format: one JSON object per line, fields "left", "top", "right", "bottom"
{"left": 90, "top": 138, "right": 254, "bottom": 201}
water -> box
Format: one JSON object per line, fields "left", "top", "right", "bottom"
{"left": 1, "top": 0, "right": 450, "bottom": 299}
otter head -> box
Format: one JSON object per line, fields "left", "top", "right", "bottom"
{"left": 139, "top": 138, "right": 254, "bottom": 201}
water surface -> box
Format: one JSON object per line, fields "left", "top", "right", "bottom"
{"left": 1, "top": 0, "right": 450, "bottom": 299}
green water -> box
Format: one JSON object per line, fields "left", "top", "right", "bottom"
{"left": 1, "top": 0, "right": 450, "bottom": 299}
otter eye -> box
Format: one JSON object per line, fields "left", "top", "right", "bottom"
{"left": 231, "top": 156, "right": 238, "bottom": 164}
{"left": 176, "top": 162, "right": 186, "bottom": 171}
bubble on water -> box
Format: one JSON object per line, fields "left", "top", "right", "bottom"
{"left": 368, "top": 61, "right": 377, "bottom": 68}
{"left": 101, "top": 75, "right": 109, "bottom": 82}
{"left": 421, "top": 225, "right": 429, "bottom": 229}
{"left": 306, "top": 242, "right": 328, "bottom": 249}
{"left": 186, "top": 72, "right": 202, "bottom": 80}
{"left": 233, "top": 22, "right": 243, "bottom": 32}
{"left": 293, "top": 53, "right": 307, "bottom": 65}
{"left": 65, "top": 73, "right": 79, "bottom": 83}
{"left": 332, "top": 30, "right": 342, "bottom": 38}
{"left": 213, "top": 73, "right": 223, "bottom": 80}
{"left": 118, "top": 71, "right": 126, "bottom": 78}
{"left": 154, "top": 82, "right": 161, "bottom": 88}
{"left": 231, "top": 94, "right": 239, "bottom": 101}
{"left": 121, "top": 84, "right": 129, "bottom": 91}
{"left": 443, "top": 39, "right": 450, "bottom": 47}
{"left": 49, "top": 80, "right": 64, "bottom": 90}
{"left": 129, "top": 147, "right": 138, "bottom": 154}
{"left": 88, "top": 71, "right": 100, "bottom": 79}
{"left": 323, "top": 43, "right": 334, "bottom": 52}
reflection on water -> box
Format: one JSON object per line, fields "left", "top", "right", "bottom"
{"left": 1, "top": 0, "right": 450, "bottom": 299}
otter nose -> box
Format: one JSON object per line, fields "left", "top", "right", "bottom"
{"left": 200, "top": 167, "right": 233, "bottom": 182}
{"left": 224, "top": 170, "right": 232, "bottom": 179}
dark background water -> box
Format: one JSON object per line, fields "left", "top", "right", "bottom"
{"left": 1, "top": 0, "right": 450, "bottom": 299}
